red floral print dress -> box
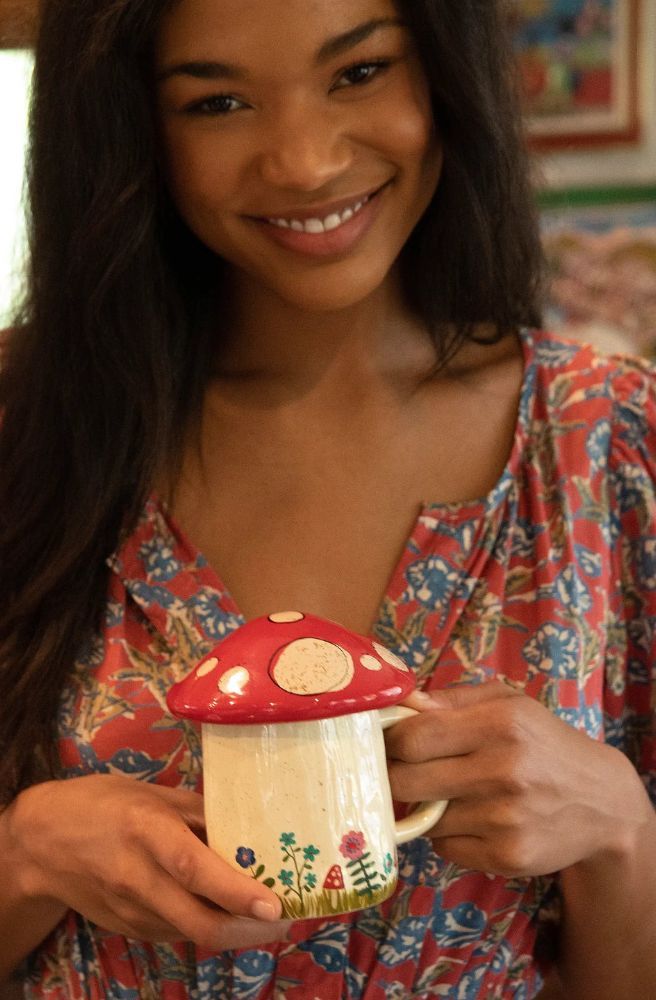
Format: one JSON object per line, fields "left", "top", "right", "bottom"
{"left": 25, "top": 331, "right": 656, "bottom": 999}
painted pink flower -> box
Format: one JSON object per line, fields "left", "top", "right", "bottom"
{"left": 339, "top": 831, "right": 366, "bottom": 861}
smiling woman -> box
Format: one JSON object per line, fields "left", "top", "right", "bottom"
{"left": 1, "top": 1, "right": 655, "bottom": 999}
{"left": 154, "top": 3, "right": 442, "bottom": 312}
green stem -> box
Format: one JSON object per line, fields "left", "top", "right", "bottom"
{"left": 283, "top": 847, "right": 304, "bottom": 904}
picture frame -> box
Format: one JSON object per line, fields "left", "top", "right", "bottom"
{"left": 512, "top": 0, "right": 641, "bottom": 149}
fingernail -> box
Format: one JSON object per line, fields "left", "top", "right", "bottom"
{"left": 251, "top": 899, "right": 281, "bottom": 921}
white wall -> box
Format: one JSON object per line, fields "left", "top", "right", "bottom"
{"left": 0, "top": 49, "right": 32, "bottom": 327}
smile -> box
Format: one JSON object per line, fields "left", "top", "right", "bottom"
{"left": 266, "top": 195, "right": 372, "bottom": 235}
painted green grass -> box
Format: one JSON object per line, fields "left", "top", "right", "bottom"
{"left": 278, "top": 878, "right": 397, "bottom": 919}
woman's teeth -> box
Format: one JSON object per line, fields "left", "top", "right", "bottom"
{"left": 267, "top": 195, "right": 370, "bottom": 234}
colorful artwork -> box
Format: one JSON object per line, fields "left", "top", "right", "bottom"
{"left": 236, "top": 831, "right": 397, "bottom": 919}
{"left": 512, "top": 0, "right": 639, "bottom": 146}
{"left": 542, "top": 199, "right": 656, "bottom": 356}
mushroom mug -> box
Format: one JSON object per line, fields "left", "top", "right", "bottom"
{"left": 167, "top": 611, "right": 448, "bottom": 919}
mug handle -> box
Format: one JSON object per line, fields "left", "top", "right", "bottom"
{"left": 379, "top": 704, "right": 449, "bottom": 844}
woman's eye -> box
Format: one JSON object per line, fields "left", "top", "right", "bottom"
{"left": 335, "top": 60, "right": 391, "bottom": 89}
{"left": 185, "top": 94, "right": 244, "bottom": 116}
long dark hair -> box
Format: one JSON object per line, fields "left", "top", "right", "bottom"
{"left": 0, "top": 0, "right": 543, "bottom": 804}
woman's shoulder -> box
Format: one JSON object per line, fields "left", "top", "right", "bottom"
{"left": 524, "top": 327, "right": 656, "bottom": 413}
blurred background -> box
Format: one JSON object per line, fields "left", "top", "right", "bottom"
{"left": 1, "top": 0, "right": 655, "bottom": 355}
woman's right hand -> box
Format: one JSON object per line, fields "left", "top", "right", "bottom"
{"left": 6, "top": 774, "right": 292, "bottom": 951}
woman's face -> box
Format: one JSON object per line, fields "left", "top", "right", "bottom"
{"left": 154, "top": 0, "right": 442, "bottom": 312}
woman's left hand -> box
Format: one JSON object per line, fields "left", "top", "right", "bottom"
{"left": 385, "top": 681, "right": 652, "bottom": 877}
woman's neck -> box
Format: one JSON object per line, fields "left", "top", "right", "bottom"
{"left": 208, "top": 269, "right": 440, "bottom": 403}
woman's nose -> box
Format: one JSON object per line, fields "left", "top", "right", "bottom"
{"left": 257, "top": 106, "right": 353, "bottom": 191}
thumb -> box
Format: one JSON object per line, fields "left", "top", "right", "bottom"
{"left": 405, "top": 680, "right": 520, "bottom": 712}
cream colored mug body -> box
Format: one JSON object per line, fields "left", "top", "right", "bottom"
{"left": 202, "top": 704, "right": 447, "bottom": 919}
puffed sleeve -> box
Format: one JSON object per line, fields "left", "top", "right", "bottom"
{"left": 607, "top": 355, "right": 656, "bottom": 804}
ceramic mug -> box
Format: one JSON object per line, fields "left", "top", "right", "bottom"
{"left": 167, "top": 611, "right": 449, "bottom": 919}
{"left": 202, "top": 704, "right": 447, "bottom": 918}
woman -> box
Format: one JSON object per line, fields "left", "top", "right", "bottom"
{"left": 1, "top": 0, "right": 655, "bottom": 996}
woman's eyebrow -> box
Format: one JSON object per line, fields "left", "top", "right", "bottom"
{"left": 156, "top": 16, "right": 404, "bottom": 83}
{"left": 316, "top": 16, "right": 404, "bottom": 63}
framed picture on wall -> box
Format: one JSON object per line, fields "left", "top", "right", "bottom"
{"left": 512, "top": 0, "right": 640, "bottom": 149}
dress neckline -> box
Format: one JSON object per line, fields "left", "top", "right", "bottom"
{"left": 148, "top": 329, "right": 536, "bottom": 635}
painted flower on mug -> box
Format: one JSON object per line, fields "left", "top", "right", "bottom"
{"left": 235, "top": 846, "right": 256, "bottom": 868}
{"left": 303, "top": 844, "right": 320, "bottom": 862}
{"left": 339, "top": 831, "right": 366, "bottom": 861}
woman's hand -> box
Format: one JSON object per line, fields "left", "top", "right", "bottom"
{"left": 6, "top": 774, "right": 291, "bottom": 951}
{"left": 386, "top": 682, "right": 653, "bottom": 877}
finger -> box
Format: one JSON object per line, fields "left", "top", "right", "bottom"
{"left": 213, "top": 914, "right": 293, "bottom": 952}
{"left": 385, "top": 711, "right": 478, "bottom": 761}
{"left": 412, "top": 680, "right": 521, "bottom": 712}
{"left": 386, "top": 684, "right": 524, "bottom": 761}
{"left": 388, "top": 755, "right": 485, "bottom": 803}
{"left": 103, "top": 870, "right": 292, "bottom": 950}
{"left": 429, "top": 834, "right": 497, "bottom": 874}
{"left": 150, "top": 821, "right": 283, "bottom": 921}
{"left": 140, "top": 870, "right": 291, "bottom": 950}
{"left": 147, "top": 784, "right": 206, "bottom": 831}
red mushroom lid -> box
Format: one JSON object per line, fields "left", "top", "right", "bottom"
{"left": 166, "top": 611, "right": 414, "bottom": 725}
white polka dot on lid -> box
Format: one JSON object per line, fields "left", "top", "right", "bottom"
{"left": 268, "top": 611, "right": 305, "bottom": 624}
{"left": 218, "top": 666, "right": 250, "bottom": 696}
{"left": 360, "top": 654, "right": 382, "bottom": 671}
{"left": 196, "top": 656, "right": 219, "bottom": 678}
{"left": 272, "top": 639, "right": 354, "bottom": 694}
{"left": 373, "top": 643, "right": 409, "bottom": 671}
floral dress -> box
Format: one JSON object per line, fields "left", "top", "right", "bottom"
{"left": 25, "top": 330, "right": 656, "bottom": 999}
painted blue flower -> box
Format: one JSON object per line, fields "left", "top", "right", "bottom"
{"left": 523, "top": 621, "right": 581, "bottom": 678}
{"left": 298, "top": 922, "right": 348, "bottom": 972}
{"left": 637, "top": 537, "right": 656, "bottom": 589}
{"left": 554, "top": 566, "right": 592, "bottom": 613}
{"left": 383, "top": 852, "right": 394, "bottom": 874}
{"left": 432, "top": 901, "right": 486, "bottom": 948}
{"left": 104, "top": 599, "right": 124, "bottom": 628}
{"left": 279, "top": 832, "right": 296, "bottom": 847}
{"left": 130, "top": 580, "right": 178, "bottom": 610}
{"left": 511, "top": 517, "right": 546, "bottom": 558}
{"left": 139, "top": 538, "right": 182, "bottom": 582}
{"left": 190, "top": 590, "right": 240, "bottom": 641}
{"left": 534, "top": 339, "right": 579, "bottom": 368}
{"left": 406, "top": 556, "right": 460, "bottom": 609}
{"left": 615, "top": 463, "right": 650, "bottom": 515}
{"left": 235, "top": 846, "right": 256, "bottom": 869}
{"left": 278, "top": 869, "right": 294, "bottom": 887}
{"left": 233, "top": 950, "right": 276, "bottom": 992}
{"left": 303, "top": 844, "right": 320, "bottom": 862}
{"left": 574, "top": 544, "right": 602, "bottom": 578}
{"left": 586, "top": 419, "right": 611, "bottom": 473}
{"left": 379, "top": 915, "right": 430, "bottom": 966}
{"left": 108, "top": 748, "right": 165, "bottom": 779}
{"left": 616, "top": 399, "right": 648, "bottom": 448}
{"left": 304, "top": 872, "right": 317, "bottom": 889}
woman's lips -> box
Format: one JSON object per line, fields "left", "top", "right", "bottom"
{"left": 249, "top": 184, "right": 389, "bottom": 259}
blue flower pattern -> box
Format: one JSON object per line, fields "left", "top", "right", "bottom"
{"left": 32, "top": 332, "right": 656, "bottom": 1000}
